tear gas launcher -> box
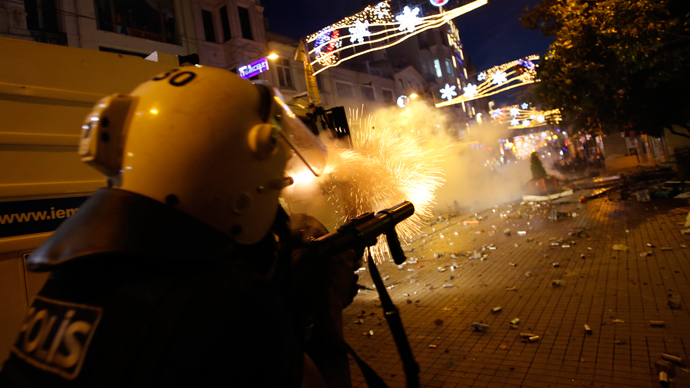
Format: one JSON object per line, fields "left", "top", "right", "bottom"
{"left": 307, "top": 200, "right": 420, "bottom": 388}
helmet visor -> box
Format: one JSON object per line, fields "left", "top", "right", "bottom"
{"left": 272, "top": 91, "right": 328, "bottom": 176}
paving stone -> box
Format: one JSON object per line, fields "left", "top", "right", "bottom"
{"left": 343, "top": 196, "right": 690, "bottom": 387}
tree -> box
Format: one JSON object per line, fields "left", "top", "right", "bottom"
{"left": 520, "top": 0, "right": 690, "bottom": 138}
{"left": 530, "top": 152, "right": 548, "bottom": 180}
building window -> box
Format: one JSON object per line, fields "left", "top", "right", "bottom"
{"left": 398, "top": 79, "right": 404, "bottom": 90}
{"left": 361, "top": 85, "right": 375, "bottom": 101}
{"left": 382, "top": 88, "right": 394, "bottom": 104}
{"left": 201, "top": 10, "right": 215, "bottom": 42}
{"left": 238, "top": 6, "right": 253, "bottom": 40}
{"left": 445, "top": 59, "right": 453, "bottom": 75}
{"left": 434, "top": 59, "right": 442, "bottom": 78}
{"left": 25, "top": 0, "right": 59, "bottom": 32}
{"left": 335, "top": 81, "right": 354, "bottom": 99}
{"left": 276, "top": 58, "right": 293, "bottom": 88}
{"left": 220, "top": 6, "right": 232, "bottom": 42}
{"left": 94, "top": 0, "right": 179, "bottom": 45}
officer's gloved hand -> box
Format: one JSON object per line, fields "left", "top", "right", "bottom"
{"left": 288, "top": 214, "right": 360, "bottom": 310}
{"left": 288, "top": 214, "right": 355, "bottom": 388}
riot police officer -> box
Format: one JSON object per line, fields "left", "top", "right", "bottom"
{"left": 0, "top": 66, "right": 353, "bottom": 387}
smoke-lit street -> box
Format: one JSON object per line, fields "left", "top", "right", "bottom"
{"left": 344, "top": 193, "right": 690, "bottom": 387}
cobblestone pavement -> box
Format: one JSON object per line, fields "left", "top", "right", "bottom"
{"left": 343, "top": 194, "right": 690, "bottom": 388}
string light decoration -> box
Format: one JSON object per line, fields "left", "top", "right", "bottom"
{"left": 435, "top": 54, "right": 540, "bottom": 108}
{"left": 491, "top": 104, "right": 562, "bottom": 129}
{"left": 306, "top": 0, "right": 488, "bottom": 75}
{"left": 502, "top": 130, "right": 562, "bottom": 160}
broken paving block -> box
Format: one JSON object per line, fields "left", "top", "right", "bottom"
{"left": 612, "top": 244, "right": 629, "bottom": 252}
{"left": 650, "top": 320, "right": 666, "bottom": 327}
{"left": 471, "top": 322, "right": 490, "bottom": 331}
{"left": 552, "top": 280, "right": 562, "bottom": 287}
{"left": 492, "top": 306, "right": 502, "bottom": 313}
{"left": 661, "top": 353, "right": 684, "bottom": 366}
{"left": 584, "top": 324, "right": 592, "bottom": 334}
{"left": 668, "top": 294, "right": 682, "bottom": 309}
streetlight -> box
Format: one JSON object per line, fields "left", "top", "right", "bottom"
{"left": 267, "top": 53, "right": 279, "bottom": 60}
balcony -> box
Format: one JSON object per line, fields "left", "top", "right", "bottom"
{"left": 30, "top": 31, "right": 67, "bottom": 46}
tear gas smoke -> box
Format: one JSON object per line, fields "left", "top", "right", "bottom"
{"left": 282, "top": 100, "right": 534, "bottom": 262}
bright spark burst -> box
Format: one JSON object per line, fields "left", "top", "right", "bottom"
{"left": 322, "top": 112, "right": 445, "bottom": 263}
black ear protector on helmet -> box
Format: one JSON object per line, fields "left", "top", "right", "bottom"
{"left": 254, "top": 83, "right": 275, "bottom": 123}
{"left": 248, "top": 83, "right": 281, "bottom": 160}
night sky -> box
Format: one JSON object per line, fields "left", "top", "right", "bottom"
{"left": 261, "top": 0, "right": 554, "bottom": 73}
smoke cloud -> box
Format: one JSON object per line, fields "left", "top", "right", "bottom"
{"left": 282, "top": 100, "right": 532, "bottom": 234}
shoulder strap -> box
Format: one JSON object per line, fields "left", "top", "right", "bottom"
{"left": 336, "top": 337, "right": 389, "bottom": 388}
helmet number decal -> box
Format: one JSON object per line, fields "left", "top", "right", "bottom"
{"left": 151, "top": 69, "right": 197, "bottom": 87}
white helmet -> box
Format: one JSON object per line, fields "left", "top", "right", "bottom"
{"left": 78, "top": 66, "right": 327, "bottom": 244}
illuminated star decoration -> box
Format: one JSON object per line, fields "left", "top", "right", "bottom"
{"left": 537, "top": 115, "right": 545, "bottom": 123}
{"left": 491, "top": 71, "right": 508, "bottom": 86}
{"left": 522, "top": 119, "right": 531, "bottom": 126}
{"left": 491, "top": 109, "right": 503, "bottom": 119}
{"left": 440, "top": 84, "right": 457, "bottom": 101}
{"left": 463, "top": 83, "right": 478, "bottom": 97}
{"left": 521, "top": 102, "right": 530, "bottom": 109}
{"left": 511, "top": 118, "right": 519, "bottom": 126}
{"left": 349, "top": 20, "right": 370, "bottom": 44}
{"left": 396, "top": 6, "right": 422, "bottom": 33}
{"left": 477, "top": 72, "right": 486, "bottom": 81}
{"left": 510, "top": 107, "right": 520, "bottom": 117}
{"left": 374, "top": 2, "right": 388, "bottom": 19}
